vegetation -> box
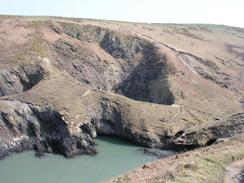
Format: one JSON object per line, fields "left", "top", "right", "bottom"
{"left": 170, "top": 142, "right": 244, "bottom": 183}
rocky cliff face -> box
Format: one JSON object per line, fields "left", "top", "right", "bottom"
{"left": 0, "top": 100, "right": 96, "bottom": 159}
{"left": 2, "top": 97, "right": 242, "bottom": 159}
{"left": 165, "top": 113, "right": 244, "bottom": 150}
{"left": 0, "top": 64, "right": 44, "bottom": 96}
{"left": 52, "top": 24, "right": 175, "bottom": 104}
{"left": 0, "top": 16, "right": 243, "bottom": 159}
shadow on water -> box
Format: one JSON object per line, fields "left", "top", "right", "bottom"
{"left": 0, "top": 136, "right": 172, "bottom": 183}
{"left": 96, "top": 135, "right": 137, "bottom": 146}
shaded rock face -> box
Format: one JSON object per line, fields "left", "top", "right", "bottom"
{"left": 52, "top": 23, "right": 175, "bottom": 104}
{"left": 115, "top": 44, "right": 175, "bottom": 104}
{"left": 0, "top": 64, "right": 44, "bottom": 96}
{"left": 100, "top": 32, "right": 143, "bottom": 61}
{"left": 0, "top": 98, "right": 161, "bottom": 159}
{"left": 165, "top": 113, "right": 244, "bottom": 150}
{"left": 1, "top": 98, "right": 243, "bottom": 159}
{"left": 58, "top": 23, "right": 106, "bottom": 43}
{"left": 52, "top": 39, "right": 118, "bottom": 91}
{"left": 0, "top": 100, "right": 96, "bottom": 159}
{"left": 94, "top": 99, "right": 160, "bottom": 147}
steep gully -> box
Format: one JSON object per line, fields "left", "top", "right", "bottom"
{"left": 0, "top": 23, "right": 243, "bottom": 159}
{"left": 51, "top": 22, "right": 175, "bottom": 105}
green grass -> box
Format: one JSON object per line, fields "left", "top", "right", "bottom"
{"left": 170, "top": 146, "right": 244, "bottom": 183}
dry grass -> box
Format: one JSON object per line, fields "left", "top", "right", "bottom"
{"left": 107, "top": 135, "right": 244, "bottom": 183}
{"left": 171, "top": 145, "right": 244, "bottom": 183}
{"left": 0, "top": 16, "right": 244, "bottom": 183}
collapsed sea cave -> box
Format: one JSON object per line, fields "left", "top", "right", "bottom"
{"left": 52, "top": 25, "right": 175, "bottom": 105}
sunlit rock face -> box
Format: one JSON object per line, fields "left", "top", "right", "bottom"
{"left": 0, "top": 16, "right": 243, "bottom": 159}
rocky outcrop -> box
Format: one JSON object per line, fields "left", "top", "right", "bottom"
{"left": 94, "top": 98, "right": 161, "bottom": 147}
{"left": 100, "top": 32, "right": 143, "bottom": 61}
{"left": 52, "top": 39, "right": 120, "bottom": 91}
{"left": 165, "top": 113, "right": 244, "bottom": 150}
{"left": 0, "top": 64, "right": 44, "bottom": 97}
{"left": 0, "top": 94, "right": 172, "bottom": 159}
{"left": 0, "top": 95, "right": 163, "bottom": 159}
{"left": 93, "top": 107, "right": 244, "bottom": 152}
{"left": 52, "top": 27, "right": 175, "bottom": 104}
{"left": 0, "top": 16, "right": 243, "bottom": 162}
{"left": 2, "top": 94, "right": 241, "bottom": 159}
{"left": 58, "top": 22, "right": 106, "bottom": 43}
{"left": 115, "top": 44, "right": 175, "bottom": 104}
{"left": 0, "top": 100, "right": 96, "bottom": 159}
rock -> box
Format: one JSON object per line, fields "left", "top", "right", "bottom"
{"left": 0, "top": 100, "right": 96, "bottom": 159}
{"left": 165, "top": 113, "right": 244, "bottom": 150}
{"left": 52, "top": 30, "right": 175, "bottom": 104}
{"left": 0, "top": 16, "right": 243, "bottom": 161}
{"left": 0, "top": 64, "right": 44, "bottom": 96}
{"left": 142, "top": 164, "right": 150, "bottom": 169}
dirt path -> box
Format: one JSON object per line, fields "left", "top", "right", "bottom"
{"left": 225, "top": 159, "right": 244, "bottom": 183}
{"left": 81, "top": 90, "right": 90, "bottom": 97}
{"left": 171, "top": 102, "right": 184, "bottom": 123}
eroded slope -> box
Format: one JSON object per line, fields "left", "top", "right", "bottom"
{"left": 0, "top": 16, "right": 243, "bottom": 160}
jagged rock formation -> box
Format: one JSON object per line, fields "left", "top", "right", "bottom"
{"left": 0, "top": 16, "right": 243, "bottom": 159}
{"left": 0, "top": 64, "right": 44, "bottom": 96}
{"left": 0, "top": 100, "right": 96, "bottom": 159}
{"left": 51, "top": 24, "right": 175, "bottom": 104}
{"left": 165, "top": 113, "right": 244, "bottom": 150}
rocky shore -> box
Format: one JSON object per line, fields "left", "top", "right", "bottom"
{"left": 1, "top": 96, "right": 243, "bottom": 159}
{"left": 0, "top": 15, "right": 243, "bottom": 172}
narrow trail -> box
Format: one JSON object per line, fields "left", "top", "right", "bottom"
{"left": 81, "top": 90, "right": 90, "bottom": 97}
{"left": 171, "top": 101, "right": 186, "bottom": 124}
{"left": 172, "top": 105, "right": 182, "bottom": 123}
{"left": 225, "top": 159, "right": 244, "bottom": 183}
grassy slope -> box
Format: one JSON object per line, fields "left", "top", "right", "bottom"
{"left": 107, "top": 135, "right": 244, "bottom": 183}
{"left": 0, "top": 16, "right": 244, "bottom": 182}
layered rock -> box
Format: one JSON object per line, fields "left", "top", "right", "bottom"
{"left": 0, "top": 16, "right": 243, "bottom": 160}
{"left": 164, "top": 113, "right": 244, "bottom": 150}
{"left": 1, "top": 93, "right": 243, "bottom": 160}
{"left": 51, "top": 25, "right": 175, "bottom": 104}
{"left": 0, "top": 64, "right": 44, "bottom": 96}
{"left": 0, "top": 100, "right": 96, "bottom": 159}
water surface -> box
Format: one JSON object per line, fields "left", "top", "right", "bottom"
{"left": 0, "top": 136, "right": 162, "bottom": 183}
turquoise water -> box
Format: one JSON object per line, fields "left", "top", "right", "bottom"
{"left": 0, "top": 136, "right": 159, "bottom": 183}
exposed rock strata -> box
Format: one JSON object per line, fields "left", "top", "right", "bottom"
{"left": 51, "top": 26, "right": 175, "bottom": 104}
{"left": 1, "top": 94, "right": 243, "bottom": 159}
{"left": 0, "top": 16, "right": 243, "bottom": 160}
{"left": 0, "top": 100, "right": 96, "bottom": 159}
{"left": 0, "top": 64, "right": 44, "bottom": 96}
{"left": 166, "top": 113, "right": 244, "bottom": 150}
